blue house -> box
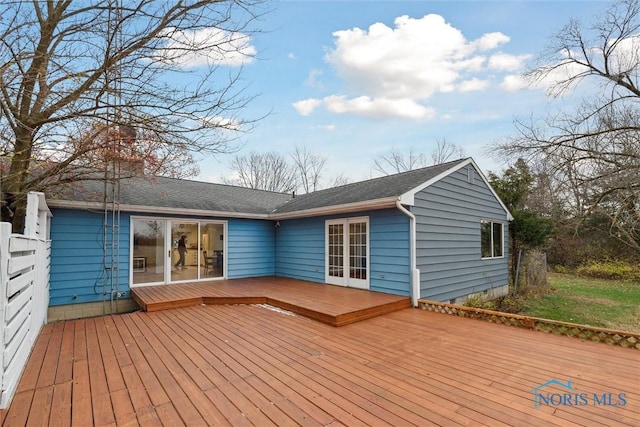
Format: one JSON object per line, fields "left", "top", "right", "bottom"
{"left": 45, "top": 158, "right": 512, "bottom": 321}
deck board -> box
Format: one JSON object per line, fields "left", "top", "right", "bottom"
{"left": 130, "top": 276, "right": 412, "bottom": 326}
{"left": 2, "top": 301, "right": 639, "bottom": 426}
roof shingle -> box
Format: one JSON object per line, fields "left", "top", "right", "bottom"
{"left": 49, "top": 158, "right": 469, "bottom": 216}
{"left": 272, "top": 158, "right": 467, "bottom": 214}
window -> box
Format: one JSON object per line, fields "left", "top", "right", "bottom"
{"left": 481, "top": 220, "right": 503, "bottom": 258}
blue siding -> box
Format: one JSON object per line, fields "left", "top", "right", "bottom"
{"left": 275, "top": 217, "right": 325, "bottom": 282}
{"left": 414, "top": 165, "right": 510, "bottom": 301}
{"left": 274, "top": 209, "right": 412, "bottom": 296}
{"left": 370, "top": 210, "right": 411, "bottom": 296}
{"left": 50, "top": 208, "right": 276, "bottom": 306}
{"left": 50, "top": 209, "right": 131, "bottom": 306}
{"left": 227, "top": 219, "right": 276, "bottom": 278}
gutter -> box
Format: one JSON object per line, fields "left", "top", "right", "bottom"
{"left": 46, "top": 200, "right": 272, "bottom": 220}
{"left": 49, "top": 197, "right": 401, "bottom": 221}
{"left": 396, "top": 200, "right": 419, "bottom": 307}
{"left": 270, "top": 197, "right": 399, "bottom": 220}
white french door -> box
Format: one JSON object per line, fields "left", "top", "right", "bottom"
{"left": 325, "top": 217, "right": 369, "bottom": 289}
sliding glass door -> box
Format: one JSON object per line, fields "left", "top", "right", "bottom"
{"left": 170, "top": 222, "right": 198, "bottom": 282}
{"left": 131, "top": 218, "right": 225, "bottom": 287}
{"left": 131, "top": 219, "right": 166, "bottom": 284}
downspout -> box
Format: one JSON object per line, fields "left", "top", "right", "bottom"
{"left": 396, "top": 200, "right": 419, "bottom": 307}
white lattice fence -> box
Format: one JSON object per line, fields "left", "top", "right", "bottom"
{"left": 0, "top": 192, "right": 51, "bottom": 408}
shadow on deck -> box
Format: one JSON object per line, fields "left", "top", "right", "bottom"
{"left": 131, "top": 276, "right": 412, "bottom": 327}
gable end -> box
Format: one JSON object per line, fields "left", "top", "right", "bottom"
{"left": 399, "top": 158, "right": 513, "bottom": 221}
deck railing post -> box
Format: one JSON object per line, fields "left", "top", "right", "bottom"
{"left": 0, "top": 222, "right": 12, "bottom": 404}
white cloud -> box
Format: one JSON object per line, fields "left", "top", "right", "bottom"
{"left": 606, "top": 34, "right": 640, "bottom": 74}
{"left": 292, "top": 98, "right": 323, "bottom": 116}
{"left": 500, "top": 75, "right": 529, "bottom": 92}
{"left": 459, "top": 78, "right": 489, "bottom": 92}
{"left": 323, "top": 95, "right": 435, "bottom": 119}
{"left": 202, "top": 115, "right": 242, "bottom": 130}
{"left": 305, "top": 69, "right": 324, "bottom": 89}
{"left": 529, "top": 36, "right": 640, "bottom": 97}
{"left": 489, "top": 53, "right": 531, "bottom": 71}
{"left": 287, "top": 52, "right": 297, "bottom": 60}
{"left": 470, "top": 32, "right": 510, "bottom": 51}
{"left": 324, "top": 14, "right": 511, "bottom": 100}
{"left": 155, "top": 27, "right": 256, "bottom": 68}
{"left": 530, "top": 59, "right": 589, "bottom": 96}
{"left": 294, "top": 95, "right": 434, "bottom": 119}
{"left": 311, "top": 124, "right": 336, "bottom": 131}
{"left": 295, "top": 14, "right": 526, "bottom": 119}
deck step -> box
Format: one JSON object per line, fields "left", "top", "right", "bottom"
{"left": 131, "top": 277, "right": 411, "bottom": 326}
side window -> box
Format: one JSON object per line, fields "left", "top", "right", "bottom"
{"left": 481, "top": 220, "right": 503, "bottom": 258}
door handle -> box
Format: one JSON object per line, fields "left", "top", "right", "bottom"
{"left": 168, "top": 250, "right": 171, "bottom": 258}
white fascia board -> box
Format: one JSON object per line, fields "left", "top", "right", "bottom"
{"left": 46, "top": 200, "right": 272, "bottom": 220}
{"left": 48, "top": 197, "right": 400, "bottom": 221}
{"left": 398, "top": 158, "right": 473, "bottom": 205}
{"left": 270, "top": 197, "right": 399, "bottom": 220}
{"left": 398, "top": 158, "right": 514, "bottom": 221}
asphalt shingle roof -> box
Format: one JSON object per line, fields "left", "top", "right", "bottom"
{"left": 50, "top": 158, "right": 469, "bottom": 216}
{"left": 272, "top": 158, "right": 468, "bottom": 214}
{"left": 52, "top": 175, "right": 293, "bottom": 215}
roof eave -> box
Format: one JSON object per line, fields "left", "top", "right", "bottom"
{"left": 270, "top": 197, "right": 400, "bottom": 220}
{"left": 47, "top": 157, "right": 514, "bottom": 222}
{"left": 399, "top": 158, "right": 473, "bottom": 205}
{"left": 46, "top": 200, "right": 272, "bottom": 220}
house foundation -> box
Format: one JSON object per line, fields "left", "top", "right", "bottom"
{"left": 449, "top": 284, "right": 510, "bottom": 305}
{"left": 47, "top": 299, "right": 140, "bottom": 322}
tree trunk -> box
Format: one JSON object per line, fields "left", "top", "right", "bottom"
{"left": 2, "top": 127, "right": 34, "bottom": 233}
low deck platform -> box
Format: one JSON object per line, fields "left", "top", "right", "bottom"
{"left": 3, "top": 305, "right": 638, "bottom": 426}
{"left": 131, "top": 276, "right": 412, "bottom": 327}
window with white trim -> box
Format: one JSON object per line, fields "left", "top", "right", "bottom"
{"left": 481, "top": 220, "right": 503, "bottom": 258}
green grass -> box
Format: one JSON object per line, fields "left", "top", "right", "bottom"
{"left": 521, "top": 273, "right": 640, "bottom": 333}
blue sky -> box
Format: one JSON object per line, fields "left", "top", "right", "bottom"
{"left": 195, "top": 0, "right": 611, "bottom": 186}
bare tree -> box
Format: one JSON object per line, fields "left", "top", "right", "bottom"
{"left": 494, "top": 0, "right": 640, "bottom": 254}
{"left": 372, "top": 148, "right": 427, "bottom": 175}
{"left": 430, "top": 139, "right": 466, "bottom": 165}
{"left": 290, "top": 144, "right": 326, "bottom": 193}
{"left": 0, "top": 0, "right": 265, "bottom": 231}
{"left": 372, "top": 140, "right": 466, "bottom": 175}
{"left": 224, "top": 151, "right": 297, "bottom": 192}
{"left": 327, "top": 173, "right": 350, "bottom": 188}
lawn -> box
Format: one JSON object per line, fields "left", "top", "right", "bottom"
{"left": 521, "top": 272, "right": 640, "bottom": 333}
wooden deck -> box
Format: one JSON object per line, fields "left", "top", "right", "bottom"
{"left": 2, "top": 304, "right": 639, "bottom": 426}
{"left": 130, "top": 277, "right": 412, "bottom": 327}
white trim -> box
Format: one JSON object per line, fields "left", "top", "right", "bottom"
{"left": 325, "top": 216, "right": 370, "bottom": 290}
{"left": 396, "top": 201, "right": 419, "bottom": 307}
{"left": 272, "top": 198, "right": 398, "bottom": 220}
{"left": 47, "top": 200, "right": 271, "bottom": 220}
{"left": 480, "top": 220, "right": 505, "bottom": 260}
{"left": 50, "top": 198, "right": 396, "bottom": 222}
